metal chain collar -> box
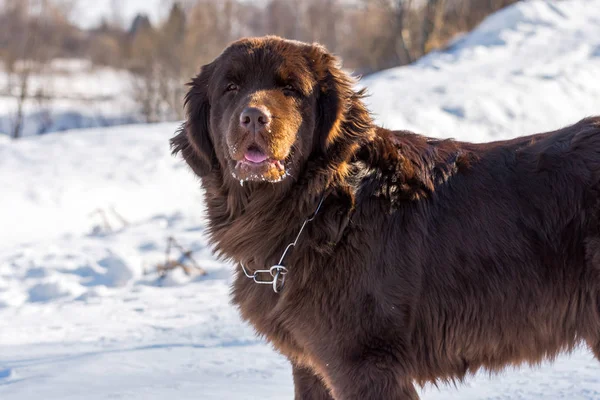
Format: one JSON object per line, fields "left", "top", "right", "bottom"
{"left": 239, "top": 195, "right": 326, "bottom": 293}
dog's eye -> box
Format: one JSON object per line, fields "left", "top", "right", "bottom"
{"left": 283, "top": 84, "right": 297, "bottom": 94}
{"left": 225, "top": 83, "right": 239, "bottom": 92}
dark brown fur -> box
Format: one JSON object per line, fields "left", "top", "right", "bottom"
{"left": 171, "top": 36, "right": 600, "bottom": 399}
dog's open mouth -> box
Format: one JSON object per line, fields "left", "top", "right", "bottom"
{"left": 234, "top": 145, "right": 287, "bottom": 183}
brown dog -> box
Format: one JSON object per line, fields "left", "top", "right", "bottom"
{"left": 171, "top": 36, "right": 600, "bottom": 399}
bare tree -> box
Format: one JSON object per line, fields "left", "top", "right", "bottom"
{"left": 157, "top": 2, "right": 187, "bottom": 120}
{"left": 421, "top": 0, "right": 447, "bottom": 54}
{"left": 265, "top": 0, "right": 299, "bottom": 39}
{"left": 1, "top": 0, "right": 523, "bottom": 132}
{"left": 389, "top": 0, "right": 414, "bottom": 65}
{"left": 302, "top": 0, "right": 339, "bottom": 51}
{"left": 0, "top": 0, "right": 77, "bottom": 137}
{"left": 2, "top": 0, "right": 45, "bottom": 138}
{"left": 127, "top": 15, "right": 163, "bottom": 123}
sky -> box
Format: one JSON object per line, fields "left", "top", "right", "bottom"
{"left": 71, "top": 0, "right": 170, "bottom": 29}
{"left": 70, "top": 0, "right": 269, "bottom": 29}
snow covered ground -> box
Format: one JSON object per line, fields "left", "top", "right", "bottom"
{"left": 363, "top": 0, "right": 600, "bottom": 142}
{"left": 1, "top": 0, "right": 600, "bottom": 399}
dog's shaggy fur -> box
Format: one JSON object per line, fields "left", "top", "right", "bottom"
{"left": 172, "top": 36, "right": 600, "bottom": 399}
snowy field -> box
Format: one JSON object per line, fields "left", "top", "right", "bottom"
{"left": 2, "top": 1, "right": 600, "bottom": 399}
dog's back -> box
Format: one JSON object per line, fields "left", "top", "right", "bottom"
{"left": 384, "top": 117, "right": 600, "bottom": 384}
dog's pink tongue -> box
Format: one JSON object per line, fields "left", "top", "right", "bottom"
{"left": 244, "top": 149, "right": 268, "bottom": 163}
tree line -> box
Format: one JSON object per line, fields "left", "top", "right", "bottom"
{"left": 0, "top": 0, "right": 519, "bottom": 137}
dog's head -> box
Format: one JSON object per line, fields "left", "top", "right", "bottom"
{"left": 172, "top": 36, "right": 372, "bottom": 186}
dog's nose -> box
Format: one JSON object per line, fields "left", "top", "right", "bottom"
{"left": 240, "top": 107, "right": 271, "bottom": 132}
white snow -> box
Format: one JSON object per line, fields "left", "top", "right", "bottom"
{"left": 363, "top": 0, "right": 600, "bottom": 142}
{"left": 1, "top": 0, "right": 600, "bottom": 399}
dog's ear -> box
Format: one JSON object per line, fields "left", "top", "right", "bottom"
{"left": 170, "top": 63, "right": 218, "bottom": 177}
{"left": 311, "top": 46, "right": 372, "bottom": 154}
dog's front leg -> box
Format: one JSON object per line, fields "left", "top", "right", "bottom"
{"left": 326, "top": 361, "right": 420, "bottom": 400}
{"left": 292, "top": 364, "right": 334, "bottom": 400}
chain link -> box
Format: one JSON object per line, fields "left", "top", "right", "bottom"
{"left": 239, "top": 195, "right": 326, "bottom": 293}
